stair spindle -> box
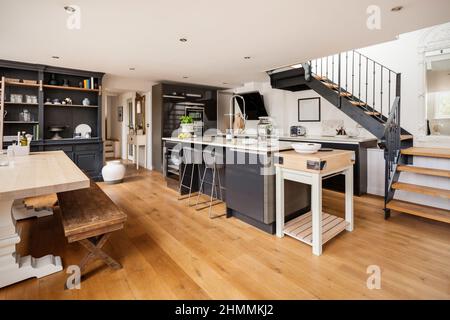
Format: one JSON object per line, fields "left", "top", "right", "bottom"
{"left": 358, "top": 53, "right": 361, "bottom": 101}
{"left": 373, "top": 60, "right": 376, "bottom": 112}
{"left": 388, "top": 72, "right": 391, "bottom": 114}
{"left": 365, "top": 57, "right": 368, "bottom": 104}
{"left": 332, "top": 55, "right": 335, "bottom": 82}
{"left": 345, "top": 51, "right": 348, "bottom": 91}
{"left": 352, "top": 51, "right": 355, "bottom": 96}
{"left": 380, "top": 65, "right": 383, "bottom": 120}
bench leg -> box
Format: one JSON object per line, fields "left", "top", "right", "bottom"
{"left": 78, "top": 233, "right": 122, "bottom": 273}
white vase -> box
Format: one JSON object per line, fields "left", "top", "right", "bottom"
{"left": 102, "top": 160, "right": 126, "bottom": 184}
{"left": 180, "top": 123, "right": 194, "bottom": 133}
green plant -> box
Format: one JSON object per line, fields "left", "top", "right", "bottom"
{"left": 180, "top": 115, "right": 193, "bottom": 124}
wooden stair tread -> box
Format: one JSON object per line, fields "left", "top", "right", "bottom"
{"left": 400, "top": 135, "right": 413, "bottom": 141}
{"left": 387, "top": 199, "right": 450, "bottom": 224}
{"left": 338, "top": 91, "right": 352, "bottom": 97}
{"left": 365, "top": 111, "right": 381, "bottom": 116}
{"left": 392, "top": 182, "right": 450, "bottom": 199}
{"left": 401, "top": 147, "right": 450, "bottom": 159}
{"left": 397, "top": 165, "right": 450, "bottom": 178}
{"left": 350, "top": 101, "right": 366, "bottom": 106}
{"left": 313, "top": 74, "right": 329, "bottom": 81}
{"left": 323, "top": 82, "right": 338, "bottom": 89}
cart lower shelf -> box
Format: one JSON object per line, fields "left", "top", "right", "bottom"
{"left": 283, "top": 212, "right": 349, "bottom": 246}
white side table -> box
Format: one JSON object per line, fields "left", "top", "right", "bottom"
{"left": 127, "top": 134, "right": 146, "bottom": 169}
{"left": 275, "top": 149, "right": 355, "bottom": 256}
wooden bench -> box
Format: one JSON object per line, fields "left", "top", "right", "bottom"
{"left": 57, "top": 180, "right": 127, "bottom": 273}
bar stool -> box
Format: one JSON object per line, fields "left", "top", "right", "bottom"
{"left": 178, "top": 145, "right": 203, "bottom": 206}
{"left": 195, "top": 148, "right": 225, "bottom": 219}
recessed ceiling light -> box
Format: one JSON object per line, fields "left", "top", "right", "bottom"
{"left": 129, "top": 67, "right": 135, "bottom": 71}
{"left": 244, "top": 56, "right": 251, "bottom": 60}
{"left": 391, "top": 6, "right": 403, "bottom": 12}
{"left": 51, "top": 56, "right": 60, "bottom": 59}
{"left": 64, "top": 5, "right": 76, "bottom": 13}
{"left": 179, "top": 38, "right": 188, "bottom": 42}
{"left": 182, "top": 76, "right": 189, "bottom": 79}
{"left": 223, "top": 82, "right": 228, "bottom": 85}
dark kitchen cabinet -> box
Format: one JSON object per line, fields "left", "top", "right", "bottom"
{"left": 152, "top": 82, "right": 222, "bottom": 173}
{"left": 42, "top": 140, "right": 103, "bottom": 179}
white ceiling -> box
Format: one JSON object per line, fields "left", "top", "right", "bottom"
{"left": 1, "top": 0, "right": 450, "bottom": 89}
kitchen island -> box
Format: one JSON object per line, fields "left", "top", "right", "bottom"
{"left": 162, "top": 136, "right": 310, "bottom": 233}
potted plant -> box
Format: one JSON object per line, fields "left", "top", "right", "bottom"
{"left": 180, "top": 115, "right": 194, "bottom": 133}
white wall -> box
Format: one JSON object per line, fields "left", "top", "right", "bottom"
{"left": 232, "top": 82, "right": 374, "bottom": 138}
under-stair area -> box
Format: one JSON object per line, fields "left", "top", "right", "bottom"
{"left": 268, "top": 50, "right": 450, "bottom": 226}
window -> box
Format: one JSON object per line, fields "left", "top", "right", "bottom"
{"left": 434, "top": 91, "right": 450, "bottom": 119}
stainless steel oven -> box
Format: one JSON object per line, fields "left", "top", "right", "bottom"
{"left": 184, "top": 104, "right": 205, "bottom": 137}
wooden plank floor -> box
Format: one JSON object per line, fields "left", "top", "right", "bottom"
{"left": 1, "top": 165, "right": 450, "bottom": 299}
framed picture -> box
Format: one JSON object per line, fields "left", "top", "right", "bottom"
{"left": 118, "top": 106, "right": 123, "bottom": 122}
{"left": 298, "top": 97, "right": 321, "bottom": 122}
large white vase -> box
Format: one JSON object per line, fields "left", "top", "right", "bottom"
{"left": 102, "top": 160, "right": 126, "bottom": 184}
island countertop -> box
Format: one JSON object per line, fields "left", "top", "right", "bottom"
{"left": 162, "top": 136, "right": 294, "bottom": 152}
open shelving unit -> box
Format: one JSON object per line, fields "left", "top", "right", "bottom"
{"left": 0, "top": 59, "right": 105, "bottom": 179}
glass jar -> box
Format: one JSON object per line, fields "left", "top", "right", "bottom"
{"left": 257, "top": 117, "right": 274, "bottom": 141}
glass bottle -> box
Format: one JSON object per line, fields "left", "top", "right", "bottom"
{"left": 257, "top": 117, "right": 273, "bottom": 141}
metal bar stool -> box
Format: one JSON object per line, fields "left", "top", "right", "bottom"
{"left": 178, "top": 145, "right": 203, "bottom": 206}
{"left": 195, "top": 148, "right": 225, "bottom": 219}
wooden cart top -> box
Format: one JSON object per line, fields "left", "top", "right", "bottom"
{"left": 274, "top": 149, "right": 355, "bottom": 174}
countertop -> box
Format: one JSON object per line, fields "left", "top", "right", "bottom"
{"left": 162, "top": 137, "right": 293, "bottom": 152}
{"left": 278, "top": 135, "right": 377, "bottom": 144}
{"left": 214, "top": 133, "right": 377, "bottom": 144}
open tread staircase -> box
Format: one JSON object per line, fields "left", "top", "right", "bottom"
{"left": 392, "top": 182, "right": 450, "bottom": 199}
{"left": 269, "top": 51, "right": 449, "bottom": 225}
{"left": 386, "top": 200, "right": 450, "bottom": 224}
{"left": 401, "top": 147, "right": 450, "bottom": 159}
{"left": 397, "top": 165, "right": 450, "bottom": 178}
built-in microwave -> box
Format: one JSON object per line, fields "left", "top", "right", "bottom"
{"left": 185, "top": 105, "right": 205, "bottom": 136}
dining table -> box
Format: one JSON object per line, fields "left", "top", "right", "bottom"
{"left": 0, "top": 151, "right": 89, "bottom": 288}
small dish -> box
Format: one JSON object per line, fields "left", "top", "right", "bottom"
{"left": 292, "top": 143, "right": 321, "bottom": 154}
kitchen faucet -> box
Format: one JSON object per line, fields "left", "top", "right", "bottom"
{"left": 227, "top": 94, "right": 246, "bottom": 134}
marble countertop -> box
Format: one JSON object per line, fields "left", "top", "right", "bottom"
{"left": 278, "top": 135, "right": 377, "bottom": 144}
{"left": 213, "top": 133, "right": 377, "bottom": 144}
{"left": 162, "top": 137, "right": 294, "bottom": 152}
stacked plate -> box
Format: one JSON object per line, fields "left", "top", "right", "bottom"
{"left": 291, "top": 143, "right": 322, "bottom": 154}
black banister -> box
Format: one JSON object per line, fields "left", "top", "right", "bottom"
{"left": 380, "top": 65, "right": 383, "bottom": 120}
{"left": 383, "top": 96, "right": 401, "bottom": 219}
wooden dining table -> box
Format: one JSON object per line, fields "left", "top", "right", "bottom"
{"left": 0, "top": 151, "right": 89, "bottom": 288}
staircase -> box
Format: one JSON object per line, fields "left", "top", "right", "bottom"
{"left": 268, "top": 50, "right": 450, "bottom": 224}
{"left": 104, "top": 140, "right": 115, "bottom": 159}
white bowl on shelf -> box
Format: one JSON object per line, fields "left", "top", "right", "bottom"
{"left": 291, "top": 143, "right": 322, "bottom": 154}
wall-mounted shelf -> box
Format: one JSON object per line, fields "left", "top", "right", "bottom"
{"left": 4, "top": 102, "right": 39, "bottom": 106}
{"left": 44, "top": 103, "right": 98, "bottom": 108}
{"left": 43, "top": 84, "right": 99, "bottom": 92}
{"left": 4, "top": 121, "right": 39, "bottom": 124}
{"left": 5, "top": 81, "right": 40, "bottom": 88}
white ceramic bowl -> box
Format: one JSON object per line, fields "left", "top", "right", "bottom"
{"left": 291, "top": 143, "right": 321, "bottom": 154}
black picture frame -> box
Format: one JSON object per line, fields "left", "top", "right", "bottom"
{"left": 298, "top": 97, "right": 321, "bottom": 122}
{"left": 118, "top": 106, "right": 123, "bottom": 122}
